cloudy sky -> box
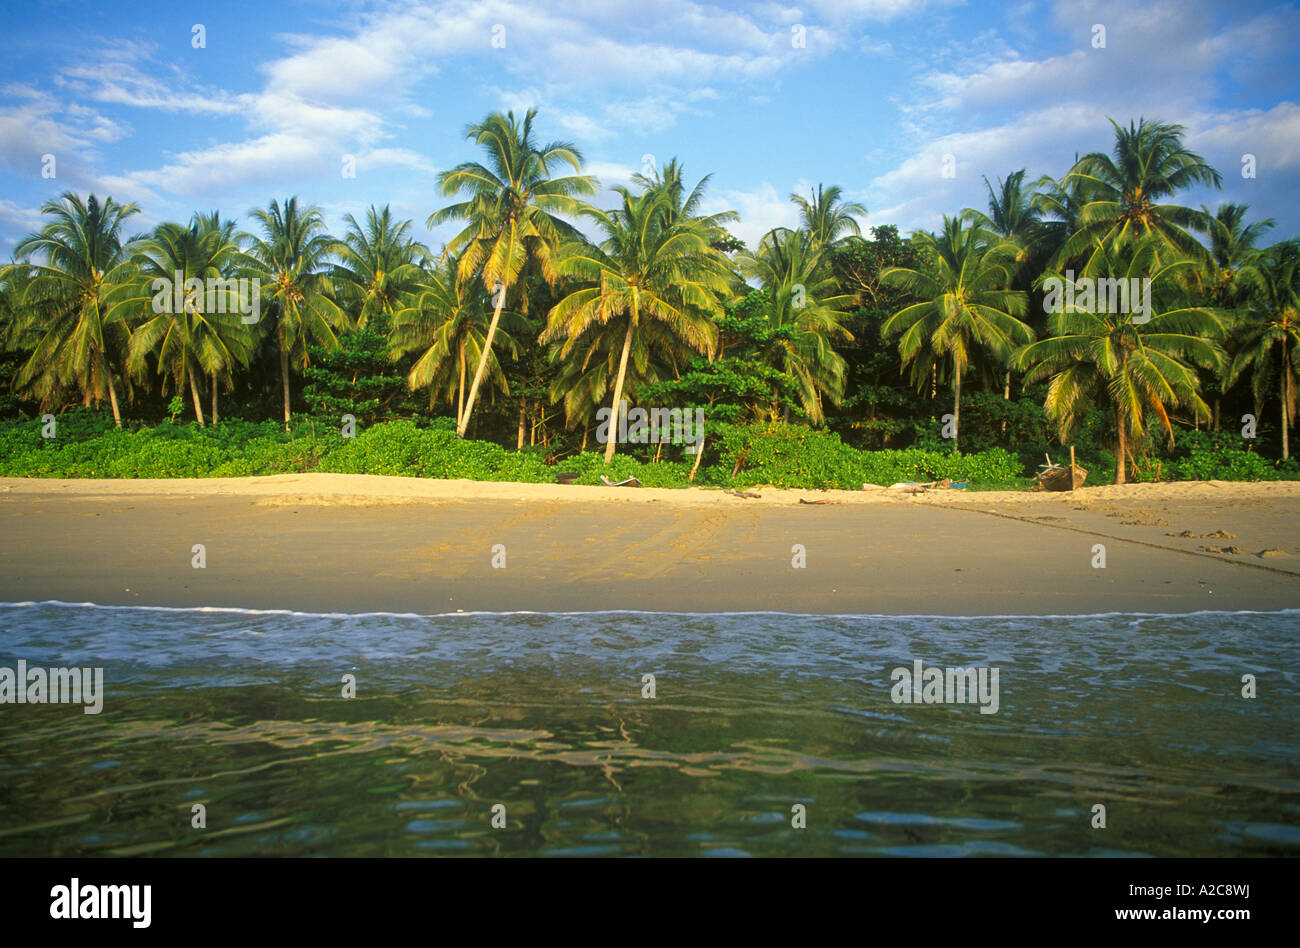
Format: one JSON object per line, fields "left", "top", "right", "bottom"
{"left": 2, "top": 0, "right": 1297, "bottom": 254}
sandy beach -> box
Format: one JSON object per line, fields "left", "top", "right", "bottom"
{"left": 0, "top": 474, "right": 1296, "bottom": 615}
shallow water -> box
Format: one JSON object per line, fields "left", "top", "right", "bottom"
{"left": 0, "top": 602, "right": 1296, "bottom": 856}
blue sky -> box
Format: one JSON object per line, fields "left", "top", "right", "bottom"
{"left": 2, "top": 0, "right": 1297, "bottom": 254}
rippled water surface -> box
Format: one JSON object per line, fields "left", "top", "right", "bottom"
{"left": 0, "top": 602, "right": 1297, "bottom": 856}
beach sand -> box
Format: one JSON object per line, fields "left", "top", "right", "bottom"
{"left": 0, "top": 474, "right": 1297, "bottom": 615}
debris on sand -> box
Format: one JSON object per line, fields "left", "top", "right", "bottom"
{"left": 1167, "top": 529, "right": 1237, "bottom": 539}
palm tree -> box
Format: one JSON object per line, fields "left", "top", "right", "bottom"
{"left": 9, "top": 193, "right": 141, "bottom": 424}
{"left": 1058, "top": 118, "right": 1222, "bottom": 270}
{"left": 1201, "top": 203, "right": 1274, "bottom": 304}
{"left": 389, "top": 256, "right": 524, "bottom": 418}
{"left": 541, "top": 186, "right": 729, "bottom": 462}
{"left": 430, "top": 109, "right": 597, "bottom": 437}
{"left": 963, "top": 169, "right": 1047, "bottom": 404}
{"left": 1014, "top": 238, "right": 1225, "bottom": 482}
{"left": 332, "top": 205, "right": 429, "bottom": 329}
{"left": 632, "top": 158, "right": 739, "bottom": 242}
{"left": 791, "top": 183, "right": 867, "bottom": 250}
{"left": 241, "top": 197, "right": 350, "bottom": 429}
{"left": 1195, "top": 203, "right": 1274, "bottom": 430}
{"left": 111, "top": 218, "right": 254, "bottom": 425}
{"left": 880, "top": 217, "right": 1033, "bottom": 445}
{"left": 1225, "top": 240, "right": 1300, "bottom": 459}
{"left": 737, "top": 227, "right": 855, "bottom": 424}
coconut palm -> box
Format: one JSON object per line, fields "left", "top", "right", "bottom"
{"left": 790, "top": 183, "right": 866, "bottom": 250}
{"left": 1057, "top": 118, "right": 1222, "bottom": 270}
{"left": 541, "top": 186, "right": 729, "bottom": 461}
{"left": 880, "top": 216, "right": 1033, "bottom": 445}
{"left": 241, "top": 197, "right": 350, "bottom": 429}
{"left": 1225, "top": 240, "right": 1300, "bottom": 459}
{"left": 1201, "top": 203, "right": 1274, "bottom": 304}
{"left": 1014, "top": 238, "right": 1225, "bottom": 482}
{"left": 111, "top": 217, "right": 254, "bottom": 425}
{"left": 9, "top": 193, "right": 141, "bottom": 424}
{"left": 963, "top": 169, "right": 1049, "bottom": 403}
{"left": 389, "top": 256, "right": 525, "bottom": 418}
{"left": 332, "top": 205, "right": 430, "bottom": 329}
{"left": 964, "top": 170, "right": 1043, "bottom": 253}
{"left": 430, "top": 109, "right": 597, "bottom": 437}
{"left": 547, "top": 317, "right": 697, "bottom": 443}
{"left": 738, "top": 227, "right": 855, "bottom": 424}
{"left": 632, "top": 158, "right": 738, "bottom": 234}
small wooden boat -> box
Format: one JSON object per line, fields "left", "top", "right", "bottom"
{"left": 1036, "top": 454, "right": 1086, "bottom": 491}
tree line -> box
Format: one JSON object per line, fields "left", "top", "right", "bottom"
{"left": 1, "top": 111, "right": 1296, "bottom": 483}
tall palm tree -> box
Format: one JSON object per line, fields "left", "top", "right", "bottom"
{"left": 1058, "top": 118, "right": 1222, "bottom": 270}
{"left": 541, "top": 186, "right": 729, "bottom": 462}
{"left": 332, "top": 205, "right": 429, "bottom": 329}
{"left": 790, "top": 183, "right": 866, "bottom": 250}
{"left": 9, "top": 193, "right": 141, "bottom": 424}
{"left": 880, "top": 217, "right": 1033, "bottom": 445}
{"left": 241, "top": 197, "right": 350, "bottom": 429}
{"left": 1225, "top": 240, "right": 1300, "bottom": 459}
{"left": 430, "top": 109, "right": 597, "bottom": 437}
{"left": 737, "top": 227, "right": 855, "bottom": 424}
{"left": 1014, "top": 238, "right": 1225, "bottom": 482}
{"left": 111, "top": 218, "right": 254, "bottom": 425}
{"left": 389, "top": 256, "right": 524, "bottom": 418}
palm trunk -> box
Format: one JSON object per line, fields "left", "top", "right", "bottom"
{"left": 1001, "top": 370, "right": 1010, "bottom": 435}
{"left": 1115, "top": 409, "right": 1128, "bottom": 485}
{"left": 458, "top": 286, "right": 505, "bottom": 437}
{"left": 1282, "top": 340, "right": 1291, "bottom": 460}
{"left": 689, "top": 434, "right": 706, "bottom": 482}
{"left": 605, "top": 310, "right": 637, "bottom": 464}
{"left": 517, "top": 405, "right": 525, "bottom": 450}
{"left": 100, "top": 352, "right": 122, "bottom": 427}
{"left": 952, "top": 365, "right": 961, "bottom": 448}
{"left": 279, "top": 334, "right": 291, "bottom": 432}
{"left": 211, "top": 372, "right": 219, "bottom": 426}
{"left": 457, "top": 338, "right": 466, "bottom": 423}
{"left": 189, "top": 370, "right": 206, "bottom": 427}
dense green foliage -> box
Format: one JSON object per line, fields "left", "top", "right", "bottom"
{"left": 2, "top": 112, "right": 1298, "bottom": 488}
{"left": 1, "top": 408, "right": 1291, "bottom": 488}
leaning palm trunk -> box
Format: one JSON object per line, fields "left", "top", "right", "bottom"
{"left": 458, "top": 289, "right": 505, "bottom": 437}
{"left": 211, "top": 372, "right": 219, "bottom": 426}
{"left": 604, "top": 312, "right": 638, "bottom": 463}
{"left": 189, "top": 370, "right": 206, "bottom": 427}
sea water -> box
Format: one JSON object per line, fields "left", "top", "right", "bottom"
{"left": 0, "top": 602, "right": 1296, "bottom": 856}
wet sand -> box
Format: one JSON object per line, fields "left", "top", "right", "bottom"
{"left": 0, "top": 474, "right": 1297, "bottom": 615}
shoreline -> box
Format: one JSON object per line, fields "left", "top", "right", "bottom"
{"left": 2, "top": 474, "right": 1298, "bottom": 616}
